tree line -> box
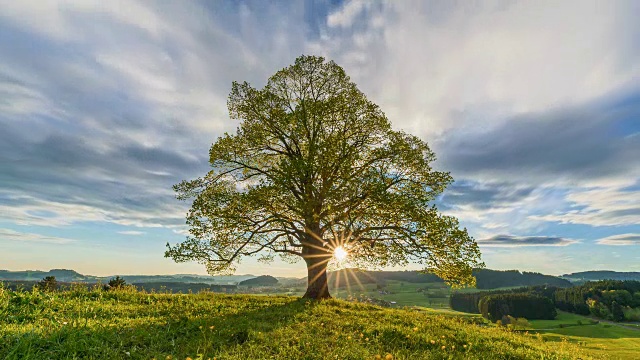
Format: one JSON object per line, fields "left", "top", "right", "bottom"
{"left": 554, "top": 280, "right": 640, "bottom": 321}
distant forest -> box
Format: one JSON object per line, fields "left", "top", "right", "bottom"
{"left": 6, "top": 268, "right": 640, "bottom": 293}
{"left": 327, "top": 268, "right": 571, "bottom": 289}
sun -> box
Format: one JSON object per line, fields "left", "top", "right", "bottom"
{"left": 333, "top": 246, "right": 348, "bottom": 261}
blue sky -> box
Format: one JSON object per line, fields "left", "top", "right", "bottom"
{"left": 0, "top": 0, "right": 639, "bottom": 277}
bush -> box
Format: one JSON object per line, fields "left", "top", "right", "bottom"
{"left": 611, "top": 301, "right": 624, "bottom": 322}
{"left": 35, "top": 276, "right": 58, "bottom": 292}
{"left": 479, "top": 293, "right": 556, "bottom": 322}
{"left": 108, "top": 276, "right": 127, "bottom": 289}
{"left": 623, "top": 306, "right": 640, "bottom": 321}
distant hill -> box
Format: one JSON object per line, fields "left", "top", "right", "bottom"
{"left": 0, "top": 269, "right": 90, "bottom": 282}
{"left": 0, "top": 268, "right": 572, "bottom": 289}
{"left": 0, "top": 269, "right": 255, "bottom": 285}
{"left": 473, "top": 269, "right": 572, "bottom": 289}
{"left": 561, "top": 271, "right": 640, "bottom": 283}
{"left": 326, "top": 268, "right": 572, "bottom": 289}
{"left": 239, "top": 275, "right": 279, "bottom": 286}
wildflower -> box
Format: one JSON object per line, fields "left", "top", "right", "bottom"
{"left": 412, "top": 327, "right": 418, "bottom": 332}
{"left": 463, "top": 344, "right": 467, "bottom": 348}
{"left": 199, "top": 326, "right": 203, "bottom": 329}
{"left": 360, "top": 333, "right": 364, "bottom": 337}
{"left": 451, "top": 345, "right": 455, "bottom": 350}
{"left": 385, "top": 354, "right": 393, "bottom": 360}
{"left": 406, "top": 334, "right": 410, "bottom": 338}
{"left": 430, "top": 340, "right": 435, "bottom": 344}
{"left": 166, "top": 356, "right": 173, "bottom": 360}
{"left": 441, "top": 345, "right": 446, "bottom": 350}
{"left": 441, "top": 335, "right": 445, "bottom": 338}
{"left": 374, "top": 355, "right": 381, "bottom": 360}
{"left": 347, "top": 336, "right": 352, "bottom": 340}
{"left": 209, "top": 326, "right": 215, "bottom": 330}
{"left": 186, "top": 357, "right": 193, "bottom": 360}
{"left": 365, "top": 337, "right": 369, "bottom": 341}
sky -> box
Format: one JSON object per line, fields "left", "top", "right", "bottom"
{"left": 0, "top": 0, "right": 639, "bottom": 278}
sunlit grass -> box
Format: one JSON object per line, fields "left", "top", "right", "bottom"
{"left": 0, "top": 286, "right": 596, "bottom": 359}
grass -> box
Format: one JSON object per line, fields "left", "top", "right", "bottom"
{"left": 527, "top": 311, "right": 640, "bottom": 359}
{"left": 0, "top": 285, "right": 594, "bottom": 360}
{"left": 323, "top": 281, "right": 450, "bottom": 308}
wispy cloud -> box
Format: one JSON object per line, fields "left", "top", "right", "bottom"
{"left": 0, "top": 0, "right": 639, "bottom": 274}
{"left": 117, "top": 231, "right": 146, "bottom": 236}
{"left": 478, "top": 235, "right": 579, "bottom": 247}
{"left": 0, "top": 228, "right": 76, "bottom": 244}
{"left": 596, "top": 233, "right": 640, "bottom": 246}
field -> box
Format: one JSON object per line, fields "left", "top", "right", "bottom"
{"left": 281, "top": 280, "right": 452, "bottom": 308}
{"left": 526, "top": 311, "right": 640, "bottom": 360}
{"left": 0, "top": 286, "right": 593, "bottom": 360}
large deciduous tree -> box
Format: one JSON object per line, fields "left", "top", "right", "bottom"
{"left": 166, "top": 55, "right": 482, "bottom": 299}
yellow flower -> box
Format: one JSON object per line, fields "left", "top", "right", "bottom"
{"left": 463, "top": 344, "right": 467, "bottom": 348}
{"left": 347, "top": 336, "right": 352, "bottom": 340}
{"left": 430, "top": 340, "right": 435, "bottom": 344}
{"left": 166, "top": 356, "right": 173, "bottom": 360}
{"left": 385, "top": 354, "right": 393, "bottom": 360}
{"left": 199, "top": 326, "right": 203, "bottom": 329}
{"left": 451, "top": 345, "right": 455, "bottom": 350}
{"left": 186, "top": 357, "right": 193, "bottom": 360}
{"left": 441, "top": 345, "right": 446, "bottom": 350}
{"left": 209, "top": 326, "right": 215, "bottom": 330}
{"left": 374, "top": 355, "right": 381, "bottom": 360}
{"left": 412, "top": 327, "right": 418, "bottom": 332}
{"left": 365, "top": 337, "right": 369, "bottom": 341}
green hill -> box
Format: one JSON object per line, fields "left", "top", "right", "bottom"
{"left": 239, "top": 275, "right": 279, "bottom": 286}
{"left": 1, "top": 287, "right": 593, "bottom": 359}
{"left": 561, "top": 271, "right": 640, "bottom": 283}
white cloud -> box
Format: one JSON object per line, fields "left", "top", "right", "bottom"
{"left": 0, "top": 228, "right": 76, "bottom": 244}
{"left": 596, "top": 233, "right": 640, "bottom": 246}
{"left": 117, "top": 231, "right": 146, "bottom": 236}
{"left": 318, "top": 0, "right": 640, "bottom": 137}
{"left": 530, "top": 186, "right": 640, "bottom": 227}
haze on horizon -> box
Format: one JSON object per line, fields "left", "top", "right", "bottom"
{"left": 1, "top": 0, "right": 639, "bottom": 278}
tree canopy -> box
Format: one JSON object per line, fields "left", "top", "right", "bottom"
{"left": 166, "top": 55, "right": 483, "bottom": 299}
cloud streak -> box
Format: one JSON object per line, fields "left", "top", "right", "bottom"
{"left": 478, "top": 235, "right": 579, "bottom": 247}
{"left": 596, "top": 234, "right": 640, "bottom": 246}
{"left": 0, "top": 228, "right": 76, "bottom": 244}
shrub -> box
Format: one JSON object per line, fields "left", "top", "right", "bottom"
{"left": 35, "top": 276, "right": 58, "bottom": 292}
{"left": 611, "top": 301, "right": 624, "bottom": 322}
{"left": 108, "top": 276, "right": 127, "bottom": 289}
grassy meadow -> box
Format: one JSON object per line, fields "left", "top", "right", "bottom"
{"left": 526, "top": 311, "right": 640, "bottom": 359}
{"left": 1, "top": 285, "right": 596, "bottom": 360}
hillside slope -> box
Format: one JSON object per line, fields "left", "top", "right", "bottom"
{"left": 561, "top": 271, "right": 640, "bottom": 283}
{"left": 1, "top": 288, "right": 593, "bottom": 359}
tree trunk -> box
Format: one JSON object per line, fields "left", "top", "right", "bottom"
{"left": 303, "top": 255, "right": 332, "bottom": 299}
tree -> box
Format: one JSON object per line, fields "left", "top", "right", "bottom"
{"left": 611, "top": 301, "right": 625, "bottom": 322}
{"left": 36, "top": 276, "right": 58, "bottom": 292}
{"left": 108, "top": 276, "right": 127, "bottom": 289}
{"left": 166, "top": 55, "right": 483, "bottom": 299}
